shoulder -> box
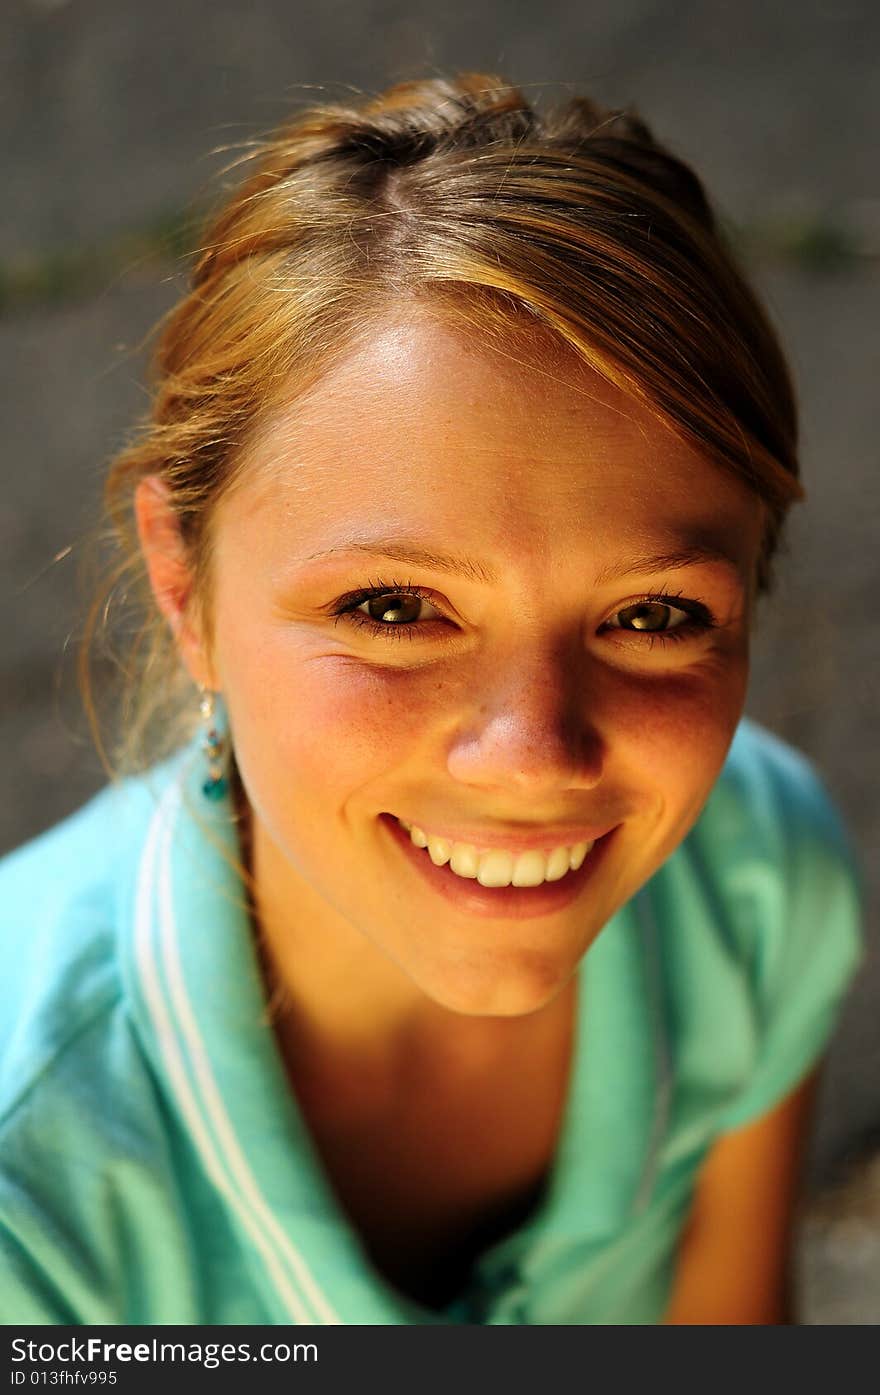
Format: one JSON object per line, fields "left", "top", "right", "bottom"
{"left": 708, "top": 715, "right": 857, "bottom": 861}
{"left": 0, "top": 758, "right": 211, "bottom": 1322}
{"left": 0, "top": 785, "right": 124, "bottom": 1120}
{"left": 658, "top": 713, "right": 862, "bottom": 913}
{"left": 695, "top": 716, "right": 863, "bottom": 979}
{"left": 0, "top": 760, "right": 182, "bottom": 1124}
{"left": 654, "top": 717, "right": 864, "bottom": 1141}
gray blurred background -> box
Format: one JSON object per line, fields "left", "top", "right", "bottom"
{"left": 2, "top": 0, "right": 878, "bottom": 1322}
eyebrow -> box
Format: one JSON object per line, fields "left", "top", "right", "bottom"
{"left": 303, "top": 541, "right": 499, "bottom": 585}
{"left": 303, "top": 538, "right": 743, "bottom": 586}
{"left": 592, "top": 544, "right": 743, "bottom": 585}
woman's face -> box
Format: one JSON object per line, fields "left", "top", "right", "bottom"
{"left": 200, "top": 309, "right": 763, "bottom": 1017}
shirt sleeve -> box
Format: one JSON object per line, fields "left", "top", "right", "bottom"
{"left": 714, "top": 735, "right": 865, "bottom": 1133}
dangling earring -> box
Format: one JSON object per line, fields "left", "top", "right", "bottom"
{"left": 199, "top": 686, "right": 229, "bottom": 800}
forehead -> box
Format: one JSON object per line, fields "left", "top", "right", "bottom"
{"left": 224, "top": 309, "right": 763, "bottom": 576}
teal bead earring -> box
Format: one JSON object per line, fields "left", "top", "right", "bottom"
{"left": 199, "top": 687, "right": 229, "bottom": 801}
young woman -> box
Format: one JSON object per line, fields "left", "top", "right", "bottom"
{"left": 0, "top": 73, "right": 863, "bottom": 1325}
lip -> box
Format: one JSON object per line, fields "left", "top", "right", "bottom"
{"left": 379, "top": 812, "right": 619, "bottom": 921}
{"left": 390, "top": 818, "right": 619, "bottom": 853}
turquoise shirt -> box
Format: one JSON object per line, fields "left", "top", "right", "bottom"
{"left": 0, "top": 718, "right": 864, "bottom": 1324}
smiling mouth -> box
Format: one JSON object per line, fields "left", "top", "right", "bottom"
{"left": 379, "top": 812, "right": 617, "bottom": 920}
{"left": 393, "top": 816, "right": 596, "bottom": 889}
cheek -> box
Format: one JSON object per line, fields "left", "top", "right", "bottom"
{"left": 611, "top": 663, "right": 747, "bottom": 817}
{"left": 219, "top": 635, "right": 444, "bottom": 803}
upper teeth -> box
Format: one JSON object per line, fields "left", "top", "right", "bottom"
{"left": 396, "top": 818, "right": 595, "bottom": 888}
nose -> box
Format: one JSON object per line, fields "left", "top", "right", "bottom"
{"left": 445, "top": 638, "right": 606, "bottom": 798}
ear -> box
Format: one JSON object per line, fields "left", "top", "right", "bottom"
{"left": 134, "top": 476, "right": 217, "bottom": 689}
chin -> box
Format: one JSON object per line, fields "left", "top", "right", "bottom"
{"left": 411, "top": 948, "right": 576, "bottom": 1019}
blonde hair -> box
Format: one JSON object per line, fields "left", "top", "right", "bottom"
{"left": 85, "top": 71, "right": 803, "bottom": 775}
